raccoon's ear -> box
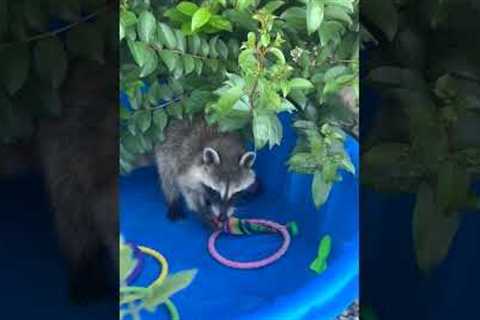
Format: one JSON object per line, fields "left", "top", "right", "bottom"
{"left": 203, "top": 147, "right": 221, "bottom": 165}
{"left": 239, "top": 151, "right": 256, "bottom": 168}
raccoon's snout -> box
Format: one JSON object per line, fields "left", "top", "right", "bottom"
{"left": 210, "top": 204, "right": 235, "bottom": 222}
{"left": 218, "top": 212, "right": 228, "bottom": 222}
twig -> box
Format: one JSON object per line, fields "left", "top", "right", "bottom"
{"left": 0, "top": 4, "right": 113, "bottom": 50}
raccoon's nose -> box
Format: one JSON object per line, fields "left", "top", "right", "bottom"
{"left": 218, "top": 213, "right": 227, "bottom": 222}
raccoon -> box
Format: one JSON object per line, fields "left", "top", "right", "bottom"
{"left": 154, "top": 117, "right": 257, "bottom": 228}
{"left": 34, "top": 59, "right": 118, "bottom": 303}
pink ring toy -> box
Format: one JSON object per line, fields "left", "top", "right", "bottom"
{"left": 208, "top": 219, "right": 291, "bottom": 269}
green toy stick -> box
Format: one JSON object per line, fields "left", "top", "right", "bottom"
{"left": 310, "top": 235, "right": 332, "bottom": 274}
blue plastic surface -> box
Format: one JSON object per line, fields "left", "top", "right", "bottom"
{"left": 0, "top": 175, "right": 115, "bottom": 318}
{"left": 120, "top": 113, "right": 359, "bottom": 320}
{"left": 361, "top": 50, "right": 480, "bottom": 319}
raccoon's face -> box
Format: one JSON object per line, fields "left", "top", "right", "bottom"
{"left": 198, "top": 147, "right": 256, "bottom": 225}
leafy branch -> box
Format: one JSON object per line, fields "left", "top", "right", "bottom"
{"left": 362, "top": 0, "right": 480, "bottom": 272}
{"left": 0, "top": 3, "right": 113, "bottom": 49}
{"left": 119, "top": 0, "right": 359, "bottom": 211}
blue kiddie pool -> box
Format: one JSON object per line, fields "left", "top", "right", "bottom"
{"left": 120, "top": 111, "right": 359, "bottom": 320}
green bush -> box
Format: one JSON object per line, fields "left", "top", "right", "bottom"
{"left": 362, "top": 0, "right": 480, "bottom": 272}
{"left": 120, "top": 0, "right": 359, "bottom": 208}
{"left": 0, "top": 0, "right": 115, "bottom": 143}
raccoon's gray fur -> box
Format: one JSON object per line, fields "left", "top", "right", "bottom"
{"left": 35, "top": 59, "right": 118, "bottom": 303}
{"left": 154, "top": 117, "right": 256, "bottom": 228}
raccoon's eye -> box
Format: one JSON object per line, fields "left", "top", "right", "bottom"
{"left": 230, "top": 190, "right": 246, "bottom": 202}
{"left": 203, "top": 184, "right": 221, "bottom": 200}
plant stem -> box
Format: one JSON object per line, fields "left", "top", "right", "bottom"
{"left": 0, "top": 4, "right": 113, "bottom": 50}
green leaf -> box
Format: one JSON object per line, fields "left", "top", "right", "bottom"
{"left": 120, "top": 10, "right": 137, "bottom": 28}
{"left": 185, "top": 90, "right": 211, "bottom": 114}
{"left": 34, "top": 36, "right": 67, "bottom": 89}
{"left": 169, "top": 79, "right": 184, "bottom": 96}
{"left": 164, "top": 8, "right": 190, "bottom": 24}
{"left": 195, "top": 59, "right": 204, "bottom": 75}
{"left": 120, "top": 105, "right": 130, "bottom": 120}
{"left": 267, "top": 47, "right": 285, "bottom": 64}
{"left": 307, "top": 0, "right": 325, "bottom": 35}
{"left": 252, "top": 111, "right": 283, "bottom": 149}
{"left": 223, "top": 9, "right": 257, "bottom": 31}
{"left": 216, "top": 39, "right": 229, "bottom": 60}
{"left": 143, "top": 270, "right": 198, "bottom": 312}
{"left": 127, "top": 86, "right": 143, "bottom": 110}
{"left": 175, "top": 29, "right": 187, "bottom": 52}
{"left": 361, "top": 0, "right": 398, "bottom": 41}
{"left": 24, "top": 1, "right": 48, "bottom": 32}
{"left": 289, "top": 78, "right": 314, "bottom": 90}
{"left": 215, "top": 85, "right": 244, "bottom": 112}
{"left": 339, "top": 153, "right": 355, "bottom": 175}
{"left": 177, "top": 1, "right": 199, "bottom": 16}
{"left": 236, "top": 0, "right": 256, "bottom": 11}
{"left": 325, "top": 6, "right": 352, "bottom": 26}
{"left": 279, "top": 99, "right": 297, "bottom": 113}
{"left": 128, "top": 41, "right": 147, "bottom": 67}
{"left": 189, "top": 34, "right": 202, "bottom": 55}
{"left": 262, "top": 1, "right": 285, "bottom": 13}
{"left": 413, "top": 182, "right": 461, "bottom": 273}
{"left": 281, "top": 7, "right": 307, "bottom": 31}
{"left": 137, "top": 10, "right": 157, "bottom": 43}
{"left": 119, "top": 240, "right": 137, "bottom": 283}
{"left": 147, "top": 81, "right": 162, "bottom": 105}
{"left": 159, "top": 51, "right": 178, "bottom": 72}
{"left": 209, "top": 36, "right": 219, "bottom": 58}
{"left": 0, "top": 45, "right": 30, "bottom": 95}
{"left": 326, "top": 0, "right": 354, "bottom": 12}
{"left": 157, "top": 23, "right": 177, "bottom": 49}
{"left": 119, "top": 23, "right": 125, "bottom": 41}
{"left": 183, "top": 55, "right": 195, "bottom": 74}
{"left": 209, "top": 15, "right": 233, "bottom": 32}
{"left": 140, "top": 46, "right": 158, "bottom": 77}
{"left": 322, "top": 160, "right": 338, "bottom": 182}
{"left": 153, "top": 109, "right": 168, "bottom": 130}
{"left": 324, "top": 65, "right": 348, "bottom": 81}
{"left": 192, "top": 8, "right": 212, "bottom": 31}
{"left": 319, "top": 21, "right": 345, "bottom": 46}
{"left": 436, "top": 162, "right": 470, "bottom": 212}
{"left": 66, "top": 23, "right": 104, "bottom": 63}
{"left": 312, "top": 171, "right": 332, "bottom": 207}
{"left": 200, "top": 38, "right": 210, "bottom": 56}
{"left": 238, "top": 48, "right": 257, "bottom": 74}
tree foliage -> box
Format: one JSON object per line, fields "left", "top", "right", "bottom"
{"left": 362, "top": 0, "right": 480, "bottom": 273}
{"left": 120, "top": 0, "right": 359, "bottom": 209}
{"left": 0, "top": 0, "right": 116, "bottom": 143}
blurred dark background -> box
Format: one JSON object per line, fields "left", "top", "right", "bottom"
{"left": 360, "top": 1, "right": 480, "bottom": 319}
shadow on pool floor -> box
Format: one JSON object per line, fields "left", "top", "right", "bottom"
{"left": 0, "top": 175, "right": 115, "bottom": 318}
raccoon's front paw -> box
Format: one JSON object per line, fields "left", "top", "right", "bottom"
{"left": 167, "top": 207, "right": 186, "bottom": 221}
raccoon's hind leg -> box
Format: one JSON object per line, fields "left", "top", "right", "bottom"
{"left": 156, "top": 153, "right": 186, "bottom": 221}
{"left": 54, "top": 202, "right": 109, "bottom": 304}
